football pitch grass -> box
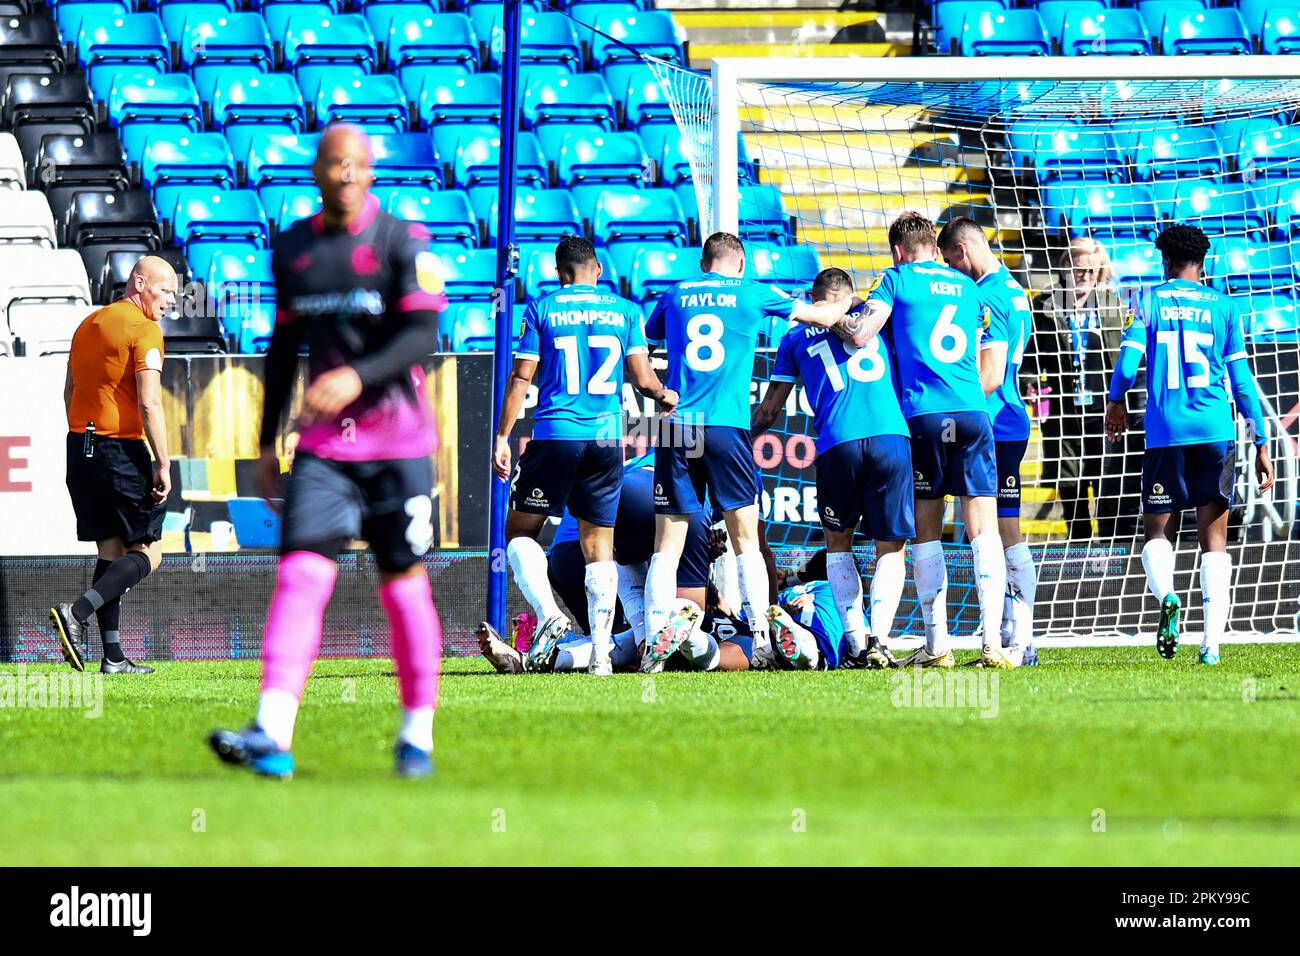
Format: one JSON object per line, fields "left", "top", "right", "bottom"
{"left": 1, "top": 647, "right": 1297, "bottom": 866}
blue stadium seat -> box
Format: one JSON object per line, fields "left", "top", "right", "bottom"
{"left": 961, "top": 9, "right": 1049, "bottom": 55}
{"left": 387, "top": 12, "right": 478, "bottom": 74}
{"left": 207, "top": 248, "right": 275, "bottom": 351}
{"left": 431, "top": 121, "right": 493, "bottom": 169}
{"left": 57, "top": 0, "right": 129, "bottom": 44}
{"left": 1132, "top": 124, "right": 1222, "bottom": 180}
{"left": 1018, "top": 122, "right": 1118, "bottom": 181}
{"left": 466, "top": 2, "right": 544, "bottom": 66}
{"left": 1267, "top": 178, "right": 1300, "bottom": 235}
{"left": 932, "top": 1, "right": 1005, "bottom": 52}
{"left": 260, "top": 1, "right": 338, "bottom": 46}
{"left": 76, "top": 12, "right": 169, "bottom": 104}
{"left": 673, "top": 180, "right": 699, "bottom": 237}
{"left": 491, "top": 12, "right": 582, "bottom": 72}
{"left": 181, "top": 13, "right": 274, "bottom": 103}
{"left": 1206, "top": 240, "right": 1297, "bottom": 294}
{"left": 582, "top": 185, "right": 687, "bottom": 245}
{"left": 1136, "top": 0, "right": 1204, "bottom": 38}
{"left": 171, "top": 187, "right": 268, "bottom": 248}
{"left": 567, "top": 1, "right": 642, "bottom": 30}
{"left": 141, "top": 132, "right": 237, "bottom": 222}
{"left": 314, "top": 74, "right": 409, "bottom": 131}
{"left": 157, "top": 0, "right": 237, "bottom": 47}
{"left": 1032, "top": 0, "right": 1103, "bottom": 39}
{"left": 1213, "top": 115, "right": 1279, "bottom": 158}
{"left": 362, "top": 1, "right": 441, "bottom": 48}
{"left": 738, "top": 184, "right": 792, "bottom": 245}
{"left": 1171, "top": 181, "right": 1266, "bottom": 235}
{"left": 626, "top": 243, "right": 697, "bottom": 302}
{"left": 521, "top": 242, "right": 620, "bottom": 299}
{"left": 427, "top": 244, "right": 495, "bottom": 299}
{"left": 108, "top": 72, "right": 202, "bottom": 165}
{"left": 242, "top": 130, "right": 322, "bottom": 189}
{"left": 379, "top": 186, "right": 477, "bottom": 246}
{"left": 444, "top": 300, "right": 495, "bottom": 352}
{"left": 556, "top": 130, "right": 647, "bottom": 187}
{"left": 369, "top": 132, "right": 442, "bottom": 190}
{"left": 603, "top": 63, "right": 672, "bottom": 128}
{"left": 1260, "top": 6, "right": 1300, "bottom": 54}
{"left": 523, "top": 72, "right": 615, "bottom": 129}
{"left": 1162, "top": 9, "right": 1250, "bottom": 54}
{"left": 1104, "top": 238, "right": 1163, "bottom": 289}
{"left": 1065, "top": 183, "right": 1158, "bottom": 237}
{"left": 587, "top": 11, "right": 684, "bottom": 67}
{"left": 283, "top": 13, "right": 377, "bottom": 102}
{"left": 1060, "top": 9, "right": 1151, "bottom": 55}
{"left": 1239, "top": 122, "right": 1300, "bottom": 179}
{"left": 745, "top": 242, "right": 821, "bottom": 295}
{"left": 417, "top": 72, "right": 501, "bottom": 126}
{"left": 1237, "top": 0, "right": 1277, "bottom": 34}
{"left": 637, "top": 125, "right": 688, "bottom": 186}
{"left": 1239, "top": 289, "right": 1300, "bottom": 338}
{"left": 487, "top": 188, "right": 582, "bottom": 244}
{"left": 210, "top": 70, "right": 307, "bottom": 164}
{"left": 270, "top": 184, "right": 321, "bottom": 234}
{"left": 452, "top": 129, "right": 545, "bottom": 189}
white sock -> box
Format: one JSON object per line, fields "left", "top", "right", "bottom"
{"left": 680, "top": 627, "right": 720, "bottom": 671}
{"left": 826, "top": 551, "right": 867, "bottom": 655}
{"left": 1004, "top": 541, "right": 1037, "bottom": 647}
{"left": 912, "top": 540, "right": 949, "bottom": 654}
{"left": 1141, "top": 538, "right": 1176, "bottom": 603}
{"left": 616, "top": 562, "right": 647, "bottom": 646}
{"left": 970, "top": 532, "right": 1007, "bottom": 652}
{"left": 713, "top": 533, "right": 742, "bottom": 613}
{"left": 584, "top": 560, "right": 618, "bottom": 664}
{"left": 611, "top": 629, "right": 640, "bottom": 669}
{"left": 869, "top": 549, "right": 905, "bottom": 642}
{"left": 645, "top": 552, "right": 679, "bottom": 640}
{"left": 399, "top": 706, "right": 434, "bottom": 752}
{"left": 507, "top": 537, "right": 563, "bottom": 622}
{"left": 554, "top": 635, "right": 592, "bottom": 672}
{"left": 736, "top": 550, "right": 771, "bottom": 641}
{"left": 256, "top": 688, "right": 299, "bottom": 751}
{"left": 1200, "top": 552, "right": 1231, "bottom": 656}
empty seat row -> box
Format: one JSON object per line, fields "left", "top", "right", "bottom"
{"left": 1041, "top": 179, "right": 1300, "bottom": 238}
{"left": 938, "top": 0, "right": 1300, "bottom": 54}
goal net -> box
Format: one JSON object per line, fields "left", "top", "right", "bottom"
{"left": 648, "top": 56, "right": 1300, "bottom": 641}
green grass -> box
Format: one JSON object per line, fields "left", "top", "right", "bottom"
{"left": 1, "top": 647, "right": 1297, "bottom": 865}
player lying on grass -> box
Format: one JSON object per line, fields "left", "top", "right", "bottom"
{"left": 937, "top": 217, "right": 1039, "bottom": 667}
{"left": 477, "top": 588, "right": 759, "bottom": 674}
{"left": 839, "top": 212, "right": 1013, "bottom": 670}
{"left": 643, "top": 232, "right": 851, "bottom": 660}
{"left": 752, "top": 267, "right": 912, "bottom": 668}
{"left": 493, "top": 237, "right": 675, "bottom": 676}
{"left": 1105, "top": 223, "right": 1274, "bottom": 666}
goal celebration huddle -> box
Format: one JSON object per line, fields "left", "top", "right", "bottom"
{"left": 485, "top": 214, "right": 1274, "bottom": 679}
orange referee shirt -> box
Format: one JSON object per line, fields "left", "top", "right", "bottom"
{"left": 66, "top": 300, "right": 165, "bottom": 440}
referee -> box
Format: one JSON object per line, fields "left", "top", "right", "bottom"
{"left": 49, "top": 256, "right": 177, "bottom": 675}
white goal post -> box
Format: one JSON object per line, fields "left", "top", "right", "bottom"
{"left": 647, "top": 54, "right": 1300, "bottom": 641}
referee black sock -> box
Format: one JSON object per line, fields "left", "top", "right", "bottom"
{"left": 72, "top": 552, "right": 151, "bottom": 624}
{"left": 91, "top": 559, "right": 125, "bottom": 663}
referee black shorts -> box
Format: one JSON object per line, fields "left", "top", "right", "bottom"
{"left": 65, "top": 432, "right": 166, "bottom": 545}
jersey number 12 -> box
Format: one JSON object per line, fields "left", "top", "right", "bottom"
{"left": 556, "top": 334, "right": 621, "bottom": 395}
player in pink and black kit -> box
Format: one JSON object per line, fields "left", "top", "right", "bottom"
{"left": 209, "top": 126, "right": 446, "bottom": 779}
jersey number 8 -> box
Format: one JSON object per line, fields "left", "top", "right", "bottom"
{"left": 685, "top": 313, "right": 725, "bottom": 372}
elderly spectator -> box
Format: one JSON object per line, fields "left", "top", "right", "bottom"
{"left": 1024, "top": 237, "right": 1144, "bottom": 541}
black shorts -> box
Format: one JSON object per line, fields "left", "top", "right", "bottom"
{"left": 653, "top": 424, "right": 760, "bottom": 515}
{"left": 1143, "top": 441, "right": 1235, "bottom": 514}
{"left": 280, "top": 453, "right": 434, "bottom": 572}
{"left": 509, "top": 438, "right": 622, "bottom": 526}
{"left": 815, "top": 435, "right": 915, "bottom": 541}
{"left": 65, "top": 432, "right": 166, "bottom": 545}
{"left": 995, "top": 439, "right": 1028, "bottom": 519}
